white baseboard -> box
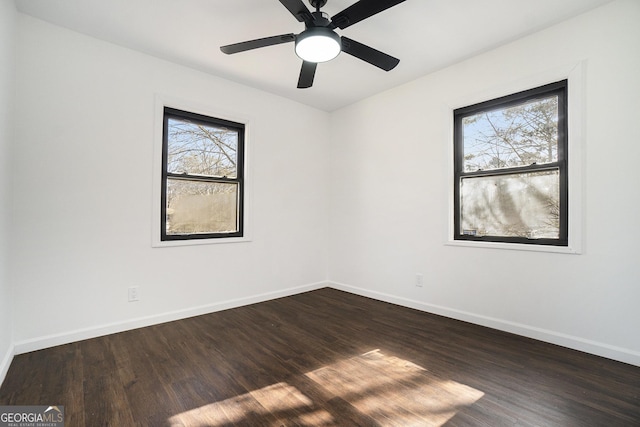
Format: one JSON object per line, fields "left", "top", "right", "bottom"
{"left": 328, "top": 281, "right": 640, "bottom": 367}
{"left": 0, "top": 342, "right": 15, "bottom": 388}
{"left": 9, "top": 280, "right": 639, "bottom": 368}
{"left": 13, "top": 281, "right": 327, "bottom": 356}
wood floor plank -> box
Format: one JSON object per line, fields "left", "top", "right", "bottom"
{"left": 1, "top": 288, "right": 639, "bottom": 426}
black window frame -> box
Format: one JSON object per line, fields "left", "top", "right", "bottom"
{"left": 161, "top": 107, "right": 245, "bottom": 241}
{"left": 453, "top": 80, "right": 568, "bottom": 246}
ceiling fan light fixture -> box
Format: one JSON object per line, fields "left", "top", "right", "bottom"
{"left": 220, "top": 0, "right": 405, "bottom": 88}
{"left": 295, "top": 27, "right": 341, "bottom": 63}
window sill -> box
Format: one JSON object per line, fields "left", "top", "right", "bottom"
{"left": 445, "top": 239, "right": 580, "bottom": 254}
{"left": 152, "top": 235, "right": 252, "bottom": 248}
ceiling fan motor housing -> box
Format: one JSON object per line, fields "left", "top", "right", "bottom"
{"left": 309, "top": 0, "right": 328, "bottom": 9}
{"left": 310, "top": 11, "right": 331, "bottom": 27}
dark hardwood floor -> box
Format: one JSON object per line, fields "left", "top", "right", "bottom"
{"left": 1, "top": 288, "right": 639, "bottom": 426}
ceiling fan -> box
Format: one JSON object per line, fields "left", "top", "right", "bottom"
{"left": 220, "top": 0, "right": 406, "bottom": 89}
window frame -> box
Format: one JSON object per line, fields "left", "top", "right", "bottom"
{"left": 161, "top": 106, "right": 245, "bottom": 242}
{"left": 453, "top": 80, "right": 569, "bottom": 246}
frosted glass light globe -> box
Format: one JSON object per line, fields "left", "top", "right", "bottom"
{"left": 295, "top": 28, "right": 341, "bottom": 63}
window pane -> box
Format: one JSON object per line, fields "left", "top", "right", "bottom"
{"left": 166, "top": 179, "right": 238, "bottom": 235}
{"left": 462, "top": 96, "right": 558, "bottom": 172}
{"left": 167, "top": 118, "right": 238, "bottom": 178}
{"left": 460, "top": 170, "right": 559, "bottom": 239}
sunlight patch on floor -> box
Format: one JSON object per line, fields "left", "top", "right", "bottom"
{"left": 167, "top": 349, "right": 484, "bottom": 426}
{"left": 305, "top": 349, "right": 485, "bottom": 426}
{"left": 167, "top": 382, "right": 329, "bottom": 426}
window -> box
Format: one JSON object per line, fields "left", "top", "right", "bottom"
{"left": 161, "top": 107, "right": 245, "bottom": 241}
{"left": 453, "top": 80, "right": 568, "bottom": 246}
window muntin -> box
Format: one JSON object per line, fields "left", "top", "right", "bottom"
{"left": 162, "top": 107, "right": 244, "bottom": 241}
{"left": 454, "top": 81, "right": 567, "bottom": 246}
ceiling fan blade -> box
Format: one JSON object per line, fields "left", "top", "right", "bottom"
{"left": 297, "top": 61, "right": 317, "bottom": 89}
{"left": 331, "top": 0, "right": 406, "bottom": 30}
{"left": 341, "top": 37, "right": 399, "bottom": 71}
{"left": 279, "top": 0, "right": 313, "bottom": 24}
{"left": 220, "top": 34, "right": 296, "bottom": 54}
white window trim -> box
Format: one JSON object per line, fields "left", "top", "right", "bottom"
{"left": 444, "top": 61, "right": 586, "bottom": 254}
{"left": 151, "top": 94, "right": 253, "bottom": 247}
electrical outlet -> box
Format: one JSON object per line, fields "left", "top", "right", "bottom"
{"left": 415, "top": 274, "right": 424, "bottom": 287}
{"left": 128, "top": 286, "right": 140, "bottom": 302}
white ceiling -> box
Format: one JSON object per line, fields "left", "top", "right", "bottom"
{"left": 15, "top": 0, "right": 614, "bottom": 111}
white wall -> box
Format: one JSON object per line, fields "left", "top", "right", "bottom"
{"left": 5, "top": 0, "right": 639, "bottom": 372}
{"left": 0, "top": 0, "right": 17, "bottom": 380}
{"left": 328, "top": 0, "right": 640, "bottom": 365}
{"left": 11, "top": 14, "right": 329, "bottom": 350}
